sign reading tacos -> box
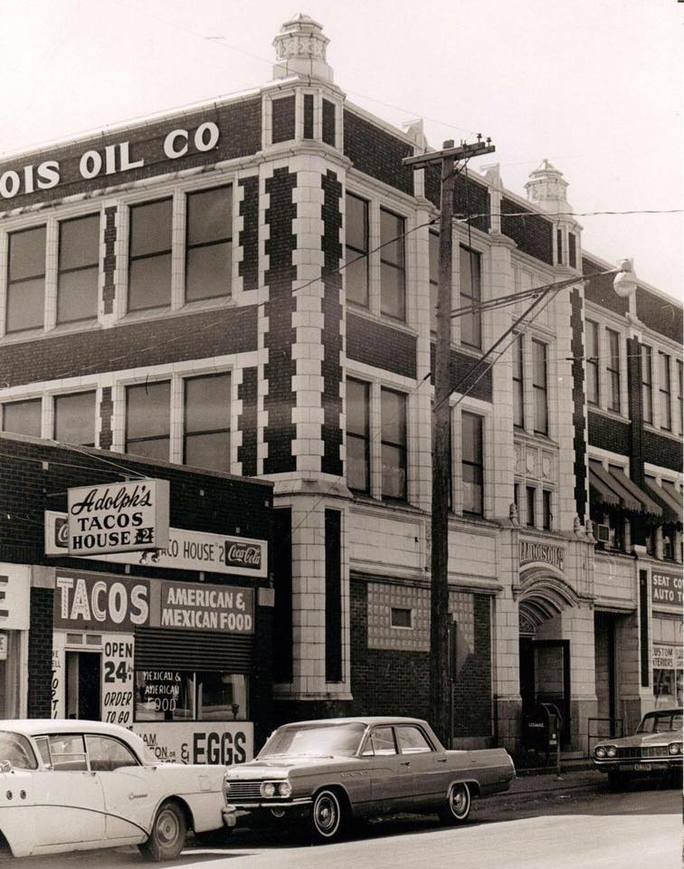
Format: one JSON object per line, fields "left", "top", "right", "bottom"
{"left": 54, "top": 570, "right": 254, "bottom": 635}
{"left": 67, "top": 479, "right": 169, "bottom": 555}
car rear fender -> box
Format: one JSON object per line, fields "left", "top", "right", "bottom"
{"left": 445, "top": 778, "right": 480, "bottom": 798}
{"left": 0, "top": 830, "right": 16, "bottom": 858}
{"left": 147, "top": 794, "right": 195, "bottom": 835}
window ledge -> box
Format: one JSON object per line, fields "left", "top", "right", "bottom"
{"left": 588, "top": 405, "right": 631, "bottom": 425}
{"left": 345, "top": 305, "right": 418, "bottom": 337}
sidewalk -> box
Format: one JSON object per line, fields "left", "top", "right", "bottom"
{"left": 502, "top": 767, "right": 603, "bottom": 801}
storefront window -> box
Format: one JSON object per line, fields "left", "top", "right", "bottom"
{"left": 134, "top": 670, "right": 248, "bottom": 722}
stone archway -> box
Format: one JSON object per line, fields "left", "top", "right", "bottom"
{"left": 518, "top": 566, "right": 580, "bottom": 631}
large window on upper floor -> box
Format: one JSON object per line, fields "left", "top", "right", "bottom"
{"left": 381, "top": 387, "right": 407, "bottom": 500}
{"left": 379, "top": 208, "right": 406, "bottom": 321}
{"left": 641, "top": 344, "right": 653, "bottom": 424}
{"left": 57, "top": 214, "right": 100, "bottom": 324}
{"left": 125, "top": 380, "right": 171, "bottom": 460}
{"left": 345, "top": 193, "right": 369, "bottom": 308}
{"left": 585, "top": 320, "right": 600, "bottom": 406}
{"left": 128, "top": 199, "right": 173, "bottom": 312}
{"left": 54, "top": 391, "right": 96, "bottom": 446}
{"left": 606, "top": 328, "right": 621, "bottom": 413}
{"left": 459, "top": 246, "right": 482, "bottom": 349}
{"left": 183, "top": 373, "right": 231, "bottom": 472}
{"left": 512, "top": 334, "right": 524, "bottom": 428}
{"left": 6, "top": 226, "right": 46, "bottom": 333}
{"left": 461, "top": 411, "right": 484, "bottom": 516}
{"left": 123, "top": 372, "right": 232, "bottom": 471}
{"left": 532, "top": 339, "right": 548, "bottom": 435}
{"left": 1, "top": 398, "right": 42, "bottom": 437}
{"left": 346, "top": 378, "right": 370, "bottom": 494}
{"left": 658, "top": 351, "right": 672, "bottom": 432}
{"left": 185, "top": 186, "right": 232, "bottom": 302}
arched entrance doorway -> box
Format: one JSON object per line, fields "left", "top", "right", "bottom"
{"left": 518, "top": 569, "right": 580, "bottom": 747}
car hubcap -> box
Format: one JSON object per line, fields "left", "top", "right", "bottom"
{"left": 315, "top": 795, "right": 339, "bottom": 834}
{"left": 450, "top": 785, "right": 468, "bottom": 816}
{"left": 157, "top": 810, "right": 180, "bottom": 844}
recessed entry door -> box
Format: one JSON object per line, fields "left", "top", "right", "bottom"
{"left": 65, "top": 651, "right": 102, "bottom": 720}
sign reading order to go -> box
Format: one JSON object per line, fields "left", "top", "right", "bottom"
{"left": 67, "top": 479, "right": 169, "bottom": 556}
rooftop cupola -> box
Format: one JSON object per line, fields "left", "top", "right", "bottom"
{"left": 525, "top": 159, "right": 572, "bottom": 217}
{"left": 273, "top": 13, "right": 333, "bottom": 82}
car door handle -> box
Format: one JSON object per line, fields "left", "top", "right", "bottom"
{"left": 129, "top": 793, "right": 149, "bottom": 801}
{"left": 400, "top": 761, "right": 411, "bottom": 766}
{"left": 436, "top": 757, "right": 447, "bottom": 763}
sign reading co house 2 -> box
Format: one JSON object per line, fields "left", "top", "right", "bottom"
{"left": 67, "top": 479, "right": 169, "bottom": 556}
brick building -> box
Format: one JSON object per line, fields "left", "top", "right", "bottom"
{"left": 0, "top": 14, "right": 681, "bottom": 756}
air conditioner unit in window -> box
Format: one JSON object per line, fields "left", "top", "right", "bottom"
{"left": 594, "top": 523, "right": 610, "bottom": 543}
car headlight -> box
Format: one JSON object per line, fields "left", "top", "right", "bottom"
{"left": 277, "top": 781, "right": 292, "bottom": 798}
{"left": 595, "top": 746, "right": 606, "bottom": 758}
{"left": 260, "top": 782, "right": 276, "bottom": 798}
{"left": 668, "top": 742, "right": 682, "bottom": 755}
{"left": 606, "top": 746, "right": 617, "bottom": 758}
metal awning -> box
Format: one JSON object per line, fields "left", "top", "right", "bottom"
{"left": 589, "top": 468, "right": 620, "bottom": 509}
{"left": 589, "top": 464, "right": 641, "bottom": 514}
{"left": 608, "top": 467, "right": 662, "bottom": 520}
{"left": 644, "top": 481, "right": 682, "bottom": 526}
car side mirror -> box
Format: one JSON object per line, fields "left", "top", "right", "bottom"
{"left": 0, "top": 760, "right": 13, "bottom": 773}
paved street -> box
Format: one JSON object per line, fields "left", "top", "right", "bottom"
{"left": 10, "top": 777, "right": 680, "bottom": 869}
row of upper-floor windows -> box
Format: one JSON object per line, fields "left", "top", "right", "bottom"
{"left": 585, "top": 318, "right": 682, "bottom": 433}
{"left": 2, "top": 185, "right": 233, "bottom": 334}
{"left": 512, "top": 334, "right": 550, "bottom": 437}
{"left": 346, "top": 376, "right": 485, "bottom": 515}
{"left": 0, "top": 371, "right": 231, "bottom": 473}
{"left": 513, "top": 481, "right": 554, "bottom": 532}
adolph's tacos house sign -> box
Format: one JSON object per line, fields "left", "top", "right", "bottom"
{"left": 67, "top": 479, "right": 169, "bottom": 556}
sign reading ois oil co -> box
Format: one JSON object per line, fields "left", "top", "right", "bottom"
{"left": 67, "top": 479, "right": 170, "bottom": 556}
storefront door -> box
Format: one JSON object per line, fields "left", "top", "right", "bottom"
{"left": 65, "top": 651, "right": 101, "bottom": 720}
{"left": 519, "top": 638, "right": 571, "bottom": 746}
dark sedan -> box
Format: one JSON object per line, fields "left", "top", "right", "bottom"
{"left": 223, "top": 716, "right": 515, "bottom": 842}
{"left": 593, "top": 707, "right": 682, "bottom": 789}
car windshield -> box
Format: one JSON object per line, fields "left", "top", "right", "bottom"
{"left": 0, "top": 731, "right": 38, "bottom": 770}
{"left": 259, "top": 723, "right": 366, "bottom": 759}
{"left": 637, "top": 711, "right": 683, "bottom": 734}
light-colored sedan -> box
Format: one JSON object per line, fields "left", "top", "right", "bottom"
{"left": 0, "top": 719, "right": 228, "bottom": 861}
{"left": 223, "top": 716, "right": 515, "bottom": 842}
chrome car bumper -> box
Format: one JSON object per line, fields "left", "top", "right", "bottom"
{"left": 223, "top": 797, "right": 313, "bottom": 826}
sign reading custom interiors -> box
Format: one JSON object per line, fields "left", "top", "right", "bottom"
{"left": 46, "top": 511, "right": 266, "bottom": 578}
{"left": 54, "top": 571, "right": 254, "bottom": 634}
{"left": 67, "top": 480, "right": 169, "bottom": 556}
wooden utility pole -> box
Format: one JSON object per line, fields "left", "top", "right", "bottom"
{"left": 404, "top": 137, "right": 495, "bottom": 745}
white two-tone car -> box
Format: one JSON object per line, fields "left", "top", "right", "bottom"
{"left": 0, "top": 719, "right": 229, "bottom": 861}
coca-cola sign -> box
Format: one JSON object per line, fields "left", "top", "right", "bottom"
{"left": 46, "top": 512, "right": 268, "bottom": 579}
{"left": 225, "top": 542, "right": 262, "bottom": 571}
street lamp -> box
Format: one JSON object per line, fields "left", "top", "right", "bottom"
{"left": 613, "top": 259, "right": 637, "bottom": 298}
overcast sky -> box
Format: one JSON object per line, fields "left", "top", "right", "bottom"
{"left": 2, "top": 0, "right": 681, "bottom": 298}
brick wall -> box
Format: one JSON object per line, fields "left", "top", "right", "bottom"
{"left": 0, "top": 305, "right": 258, "bottom": 388}
{"left": 643, "top": 430, "right": 683, "bottom": 473}
{"left": 321, "top": 170, "right": 344, "bottom": 476}
{"left": 102, "top": 206, "right": 117, "bottom": 315}
{"left": 263, "top": 168, "right": 297, "bottom": 474}
{"left": 583, "top": 257, "right": 628, "bottom": 316}
{"left": 0, "top": 99, "right": 262, "bottom": 214}
{"left": 347, "top": 313, "right": 417, "bottom": 379}
{"left": 28, "top": 587, "right": 53, "bottom": 718}
{"left": 272, "top": 96, "right": 296, "bottom": 144}
{"left": 570, "top": 289, "right": 587, "bottom": 520}
{"left": 237, "top": 366, "right": 258, "bottom": 477}
{"left": 238, "top": 176, "right": 259, "bottom": 291}
{"left": 349, "top": 580, "right": 492, "bottom": 738}
{"left": 425, "top": 169, "right": 491, "bottom": 234}
{"left": 636, "top": 287, "right": 683, "bottom": 345}
{"left": 588, "top": 410, "right": 630, "bottom": 456}
{"left": 343, "top": 111, "right": 414, "bottom": 196}
{"left": 501, "top": 199, "right": 553, "bottom": 265}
